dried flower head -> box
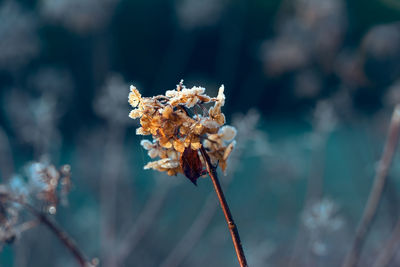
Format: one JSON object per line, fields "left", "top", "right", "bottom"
{"left": 128, "top": 80, "right": 236, "bottom": 184}
{"left": 26, "top": 159, "right": 72, "bottom": 212}
{"left": 0, "top": 159, "right": 72, "bottom": 249}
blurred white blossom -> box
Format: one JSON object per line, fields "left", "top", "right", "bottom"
{"left": 4, "top": 89, "right": 61, "bottom": 155}
{"left": 262, "top": 0, "right": 346, "bottom": 76}
{"left": 302, "top": 198, "right": 345, "bottom": 256}
{"left": 362, "top": 23, "right": 400, "bottom": 60}
{"left": 303, "top": 198, "right": 344, "bottom": 232}
{"left": 247, "top": 240, "right": 275, "bottom": 267}
{"left": 361, "top": 23, "right": 400, "bottom": 83}
{"left": 175, "top": 0, "right": 226, "bottom": 30}
{"left": 29, "top": 67, "right": 74, "bottom": 101}
{"left": 0, "top": 0, "right": 39, "bottom": 70}
{"left": 94, "top": 74, "right": 133, "bottom": 126}
{"left": 40, "top": 0, "right": 119, "bottom": 33}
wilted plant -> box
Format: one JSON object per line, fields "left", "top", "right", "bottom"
{"left": 128, "top": 80, "right": 247, "bottom": 266}
{"left": 0, "top": 159, "right": 92, "bottom": 267}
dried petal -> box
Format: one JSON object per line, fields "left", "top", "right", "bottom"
{"left": 173, "top": 139, "right": 185, "bottom": 153}
{"left": 220, "top": 126, "right": 237, "bottom": 141}
{"left": 223, "top": 141, "right": 235, "bottom": 160}
{"left": 128, "top": 86, "right": 141, "bottom": 107}
{"left": 129, "top": 109, "right": 142, "bottom": 119}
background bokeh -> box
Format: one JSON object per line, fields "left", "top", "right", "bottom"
{"left": 1, "top": 0, "right": 400, "bottom": 266}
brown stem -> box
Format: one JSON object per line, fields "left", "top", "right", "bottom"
{"left": 199, "top": 146, "right": 248, "bottom": 267}
{"left": 16, "top": 200, "right": 90, "bottom": 267}
{"left": 342, "top": 105, "right": 400, "bottom": 267}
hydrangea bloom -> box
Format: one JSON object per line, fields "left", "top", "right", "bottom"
{"left": 128, "top": 81, "right": 236, "bottom": 182}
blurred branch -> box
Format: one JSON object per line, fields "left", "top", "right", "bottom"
{"left": 99, "top": 127, "right": 124, "bottom": 266}
{"left": 116, "top": 178, "right": 172, "bottom": 264}
{"left": 343, "top": 105, "right": 400, "bottom": 267}
{"left": 11, "top": 199, "right": 90, "bottom": 267}
{"left": 289, "top": 139, "right": 327, "bottom": 267}
{"left": 373, "top": 217, "right": 400, "bottom": 267}
{"left": 160, "top": 185, "right": 220, "bottom": 267}
{"left": 0, "top": 128, "right": 14, "bottom": 180}
{"left": 289, "top": 102, "right": 334, "bottom": 266}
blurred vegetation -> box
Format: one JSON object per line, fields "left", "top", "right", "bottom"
{"left": 1, "top": 0, "right": 400, "bottom": 266}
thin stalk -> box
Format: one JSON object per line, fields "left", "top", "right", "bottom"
{"left": 199, "top": 146, "right": 248, "bottom": 267}
{"left": 14, "top": 200, "right": 90, "bottom": 267}
{"left": 161, "top": 112, "right": 258, "bottom": 267}
{"left": 160, "top": 187, "right": 219, "bottom": 267}
{"left": 116, "top": 178, "right": 172, "bottom": 263}
{"left": 342, "top": 105, "right": 400, "bottom": 267}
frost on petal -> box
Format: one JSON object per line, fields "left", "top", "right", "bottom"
{"left": 201, "top": 118, "right": 219, "bottom": 128}
{"left": 129, "top": 109, "right": 142, "bottom": 119}
{"left": 220, "top": 125, "right": 237, "bottom": 141}
{"left": 160, "top": 159, "right": 180, "bottom": 169}
{"left": 185, "top": 96, "right": 198, "bottom": 108}
{"left": 140, "top": 140, "right": 153, "bottom": 150}
{"left": 223, "top": 141, "right": 236, "bottom": 160}
{"left": 128, "top": 81, "right": 236, "bottom": 182}
{"left": 148, "top": 149, "right": 159, "bottom": 158}
{"left": 9, "top": 175, "right": 28, "bottom": 197}
{"left": 144, "top": 158, "right": 179, "bottom": 170}
{"left": 128, "top": 86, "right": 141, "bottom": 107}
{"left": 217, "top": 85, "right": 225, "bottom": 106}
{"left": 136, "top": 127, "right": 149, "bottom": 135}
{"left": 165, "top": 89, "right": 178, "bottom": 98}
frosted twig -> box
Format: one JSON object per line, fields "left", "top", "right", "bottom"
{"left": 372, "top": 218, "right": 400, "bottom": 267}
{"left": 343, "top": 105, "right": 400, "bottom": 267}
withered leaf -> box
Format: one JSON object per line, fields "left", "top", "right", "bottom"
{"left": 180, "top": 147, "right": 203, "bottom": 185}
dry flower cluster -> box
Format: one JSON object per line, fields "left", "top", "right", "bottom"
{"left": 0, "top": 159, "right": 72, "bottom": 249}
{"left": 26, "top": 160, "right": 72, "bottom": 213}
{"left": 128, "top": 80, "right": 236, "bottom": 183}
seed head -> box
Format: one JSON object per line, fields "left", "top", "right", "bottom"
{"left": 128, "top": 81, "right": 236, "bottom": 182}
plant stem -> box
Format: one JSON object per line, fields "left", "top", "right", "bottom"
{"left": 199, "top": 146, "right": 248, "bottom": 267}
{"left": 342, "top": 105, "right": 400, "bottom": 267}
{"left": 18, "top": 201, "right": 90, "bottom": 267}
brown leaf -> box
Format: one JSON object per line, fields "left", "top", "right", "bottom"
{"left": 180, "top": 147, "right": 203, "bottom": 185}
